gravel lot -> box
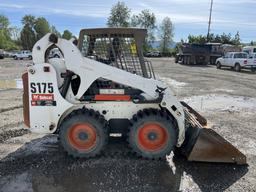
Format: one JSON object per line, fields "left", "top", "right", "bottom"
{"left": 0, "top": 57, "right": 255, "bottom": 192}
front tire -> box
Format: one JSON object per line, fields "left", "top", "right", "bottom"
{"left": 216, "top": 62, "right": 221, "bottom": 69}
{"left": 128, "top": 109, "right": 177, "bottom": 159}
{"left": 59, "top": 108, "right": 108, "bottom": 158}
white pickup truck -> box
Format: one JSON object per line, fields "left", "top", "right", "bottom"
{"left": 216, "top": 52, "right": 256, "bottom": 72}
{"left": 13, "top": 50, "right": 32, "bottom": 60}
{"left": 248, "top": 53, "right": 256, "bottom": 72}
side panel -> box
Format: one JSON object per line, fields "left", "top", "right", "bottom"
{"left": 28, "top": 64, "right": 73, "bottom": 133}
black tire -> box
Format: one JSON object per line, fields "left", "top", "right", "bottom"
{"left": 185, "top": 56, "right": 189, "bottom": 65}
{"left": 28, "top": 55, "right": 32, "bottom": 60}
{"left": 175, "top": 56, "right": 179, "bottom": 63}
{"left": 183, "top": 56, "right": 187, "bottom": 64}
{"left": 14, "top": 56, "right": 18, "bottom": 60}
{"left": 251, "top": 68, "right": 256, "bottom": 73}
{"left": 181, "top": 56, "right": 185, "bottom": 64}
{"left": 235, "top": 63, "right": 241, "bottom": 72}
{"left": 59, "top": 108, "right": 108, "bottom": 158}
{"left": 187, "top": 56, "right": 191, "bottom": 65}
{"left": 128, "top": 109, "right": 177, "bottom": 159}
{"left": 216, "top": 62, "right": 221, "bottom": 69}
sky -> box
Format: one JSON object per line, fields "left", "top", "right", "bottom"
{"left": 0, "top": 0, "right": 255, "bottom": 43}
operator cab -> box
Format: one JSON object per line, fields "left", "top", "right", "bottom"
{"left": 78, "top": 28, "right": 155, "bottom": 79}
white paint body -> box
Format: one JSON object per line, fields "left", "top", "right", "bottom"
{"left": 27, "top": 33, "right": 185, "bottom": 146}
{"left": 216, "top": 52, "right": 256, "bottom": 69}
{"left": 248, "top": 53, "right": 256, "bottom": 66}
{"left": 13, "top": 50, "right": 32, "bottom": 59}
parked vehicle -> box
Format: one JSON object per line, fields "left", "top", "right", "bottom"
{"left": 13, "top": 50, "right": 32, "bottom": 60}
{"left": 20, "top": 29, "right": 246, "bottom": 164}
{"left": 145, "top": 51, "right": 161, "bottom": 57}
{"left": 216, "top": 52, "right": 255, "bottom": 72}
{"left": 248, "top": 53, "right": 256, "bottom": 72}
{"left": 3, "top": 51, "right": 10, "bottom": 58}
{"left": 0, "top": 49, "right": 4, "bottom": 59}
{"left": 242, "top": 46, "right": 256, "bottom": 55}
{"left": 175, "top": 43, "right": 241, "bottom": 65}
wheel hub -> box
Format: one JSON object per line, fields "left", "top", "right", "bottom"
{"left": 78, "top": 132, "right": 88, "bottom": 141}
{"left": 68, "top": 123, "right": 97, "bottom": 151}
{"left": 147, "top": 132, "right": 157, "bottom": 141}
{"left": 138, "top": 123, "right": 168, "bottom": 152}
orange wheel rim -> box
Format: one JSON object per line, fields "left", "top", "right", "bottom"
{"left": 68, "top": 123, "right": 97, "bottom": 151}
{"left": 138, "top": 123, "right": 168, "bottom": 152}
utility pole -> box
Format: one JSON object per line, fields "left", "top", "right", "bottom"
{"left": 207, "top": 0, "right": 213, "bottom": 42}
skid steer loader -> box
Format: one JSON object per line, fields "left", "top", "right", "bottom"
{"left": 22, "top": 28, "right": 246, "bottom": 164}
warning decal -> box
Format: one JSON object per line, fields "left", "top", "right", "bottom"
{"left": 31, "top": 94, "right": 56, "bottom": 106}
{"left": 32, "top": 94, "right": 54, "bottom": 101}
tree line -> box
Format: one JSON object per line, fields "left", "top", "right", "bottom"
{"left": 106, "top": 1, "right": 244, "bottom": 54}
{"left": 0, "top": 1, "right": 253, "bottom": 53}
{"left": 0, "top": 14, "right": 73, "bottom": 51}
{"left": 185, "top": 32, "right": 241, "bottom": 45}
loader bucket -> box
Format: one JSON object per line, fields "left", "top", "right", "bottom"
{"left": 182, "top": 126, "right": 247, "bottom": 164}
{"left": 180, "top": 102, "right": 247, "bottom": 165}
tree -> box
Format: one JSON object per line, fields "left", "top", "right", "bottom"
{"left": 51, "top": 26, "right": 61, "bottom": 37}
{"left": 20, "top": 15, "right": 53, "bottom": 50}
{"left": 131, "top": 10, "right": 156, "bottom": 51}
{"left": 0, "top": 15, "right": 10, "bottom": 30}
{"left": 22, "top": 15, "right": 36, "bottom": 28}
{"left": 232, "top": 31, "right": 240, "bottom": 45}
{"left": 186, "top": 32, "right": 240, "bottom": 45}
{"left": 34, "top": 17, "right": 50, "bottom": 40}
{"left": 220, "top": 33, "right": 232, "bottom": 44}
{"left": 20, "top": 15, "right": 36, "bottom": 50}
{"left": 159, "top": 17, "right": 174, "bottom": 54}
{"left": 20, "top": 24, "right": 36, "bottom": 50}
{"left": 187, "top": 34, "right": 207, "bottom": 44}
{"left": 130, "top": 15, "right": 139, "bottom": 27}
{"left": 133, "top": 10, "right": 156, "bottom": 30}
{"left": 107, "top": 1, "right": 131, "bottom": 27}
{"left": 0, "top": 15, "right": 19, "bottom": 50}
{"left": 62, "top": 30, "right": 72, "bottom": 40}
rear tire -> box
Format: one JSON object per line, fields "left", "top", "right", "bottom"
{"left": 128, "top": 109, "right": 177, "bottom": 159}
{"left": 59, "top": 108, "right": 108, "bottom": 158}
{"left": 175, "top": 56, "right": 179, "bottom": 63}
{"left": 235, "top": 63, "right": 241, "bottom": 72}
{"left": 216, "top": 62, "right": 221, "bottom": 69}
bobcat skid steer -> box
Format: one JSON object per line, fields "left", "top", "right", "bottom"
{"left": 22, "top": 28, "right": 246, "bottom": 164}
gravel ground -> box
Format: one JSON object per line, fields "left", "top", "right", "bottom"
{"left": 0, "top": 57, "right": 255, "bottom": 192}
